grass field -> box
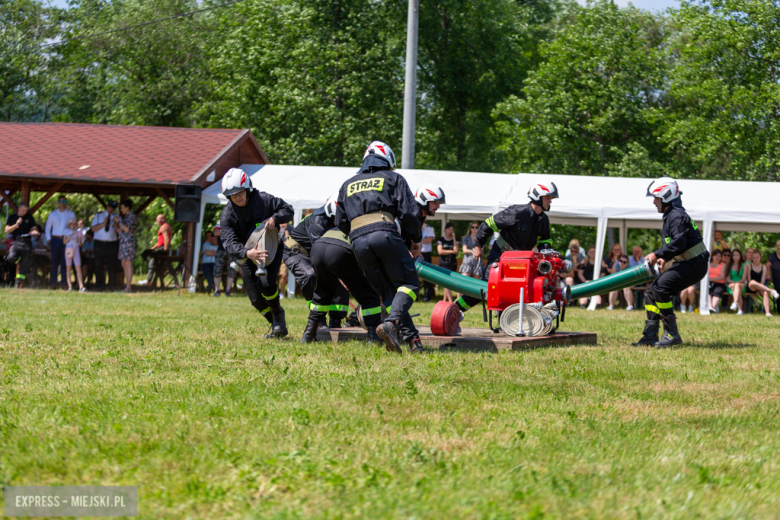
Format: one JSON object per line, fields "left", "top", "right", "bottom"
{"left": 1, "top": 289, "right": 779, "bottom": 519}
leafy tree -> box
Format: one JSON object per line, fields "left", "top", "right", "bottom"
{"left": 655, "top": 0, "right": 780, "bottom": 181}
{"left": 52, "top": 0, "right": 210, "bottom": 127}
{"left": 407, "top": 0, "right": 560, "bottom": 172}
{"left": 493, "top": 1, "right": 669, "bottom": 176}
{"left": 197, "top": 0, "right": 404, "bottom": 166}
{"left": 0, "top": 0, "right": 62, "bottom": 121}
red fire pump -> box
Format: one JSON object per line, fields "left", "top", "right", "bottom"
{"left": 429, "top": 250, "right": 573, "bottom": 337}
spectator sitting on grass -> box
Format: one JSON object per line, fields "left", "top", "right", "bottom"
{"left": 744, "top": 250, "right": 779, "bottom": 317}
{"left": 726, "top": 248, "right": 746, "bottom": 314}
{"left": 707, "top": 249, "right": 728, "bottom": 313}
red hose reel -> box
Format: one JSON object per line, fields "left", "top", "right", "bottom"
{"left": 430, "top": 301, "right": 461, "bottom": 336}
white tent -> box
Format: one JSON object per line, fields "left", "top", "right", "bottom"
{"left": 500, "top": 174, "right": 780, "bottom": 314}
{"left": 197, "top": 165, "right": 515, "bottom": 295}
{"left": 195, "top": 166, "right": 780, "bottom": 312}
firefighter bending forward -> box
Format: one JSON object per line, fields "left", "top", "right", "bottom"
{"left": 632, "top": 177, "right": 708, "bottom": 348}
{"left": 219, "top": 168, "right": 294, "bottom": 338}
{"left": 456, "top": 181, "right": 560, "bottom": 314}
{"left": 335, "top": 141, "right": 424, "bottom": 354}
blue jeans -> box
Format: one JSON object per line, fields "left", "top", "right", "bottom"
{"left": 50, "top": 237, "right": 66, "bottom": 287}
{"left": 202, "top": 263, "right": 215, "bottom": 290}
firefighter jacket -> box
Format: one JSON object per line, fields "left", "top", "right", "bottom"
{"left": 335, "top": 169, "right": 421, "bottom": 242}
{"left": 288, "top": 207, "right": 331, "bottom": 253}
{"left": 476, "top": 203, "right": 551, "bottom": 251}
{"left": 653, "top": 203, "right": 705, "bottom": 262}
{"left": 220, "top": 190, "right": 293, "bottom": 259}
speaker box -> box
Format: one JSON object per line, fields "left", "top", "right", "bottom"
{"left": 173, "top": 184, "right": 202, "bottom": 223}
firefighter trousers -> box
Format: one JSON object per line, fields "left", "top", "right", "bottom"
{"left": 351, "top": 230, "right": 420, "bottom": 342}
{"left": 309, "top": 240, "right": 380, "bottom": 327}
{"left": 644, "top": 259, "right": 708, "bottom": 319}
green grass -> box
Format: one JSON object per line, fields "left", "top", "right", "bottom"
{"left": 1, "top": 290, "right": 779, "bottom": 519}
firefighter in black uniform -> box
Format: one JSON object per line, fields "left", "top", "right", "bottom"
{"left": 301, "top": 195, "right": 384, "bottom": 343}
{"left": 219, "top": 168, "right": 294, "bottom": 338}
{"left": 283, "top": 206, "right": 350, "bottom": 330}
{"left": 455, "top": 181, "right": 559, "bottom": 314}
{"left": 632, "top": 177, "right": 708, "bottom": 348}
{"left": 5, "top": 201, "right": 40, "bottom": 288}
{"left": 335, "top": 141, "right": 423, "bottom": 354}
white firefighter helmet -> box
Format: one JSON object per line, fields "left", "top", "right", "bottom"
{"left": 363, "top": 141, "right": 396, "bottom": 170}
{"left": 324, "top": 192, "right": 339, "bottom": 218}
{"left": 646, "top": 177, "right": 681, "bottom": 203}
{"left": 221, "top": 167, "right": 252, "bottom": 197}
{"left": 528, "top": 181, "right": 560, "bottom": 202}
{"left": 414, "top": 184, "right": 446, "bottom": 206}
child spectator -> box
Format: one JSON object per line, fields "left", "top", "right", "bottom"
{"left": 459, "top": 221, "right": 483, "bottom": 279}
{"left": 744, "top": 250, "right": 779, "bottom": 316}
{"left": 201, "top": 232, "right": 219, "bottom": 293}
{"left": 436, "top": 222, "right": 459, "bottom": 302}
{"left": 63, "top": 218, "right": 86, "bottom": 292}
{"left": 707, "top": 249, "right": 728, "bottom": 313}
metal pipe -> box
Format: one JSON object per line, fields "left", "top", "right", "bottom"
{"left": 401, "top": 0, "right": 419, "bottom": 169}
{"left": 517, "top": 287, "right": 525, "bottom": 336}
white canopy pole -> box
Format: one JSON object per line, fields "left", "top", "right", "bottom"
{"left": 588, "top": 216, "right": 608, "bottom": 311}
{"left": 699, "top": 219, "right": 714, "bottom": 316}
{"left": 287, "top": 208, "right": 303, "bottom": 298}
{"left": 191, "top": 198, "right": 207, "bottom": 292}
{"left": 618, "top": 219, "right": 628, "bottom": 253}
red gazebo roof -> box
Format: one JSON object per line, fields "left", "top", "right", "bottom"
{"left": 0, "top": 122, "right": 268, "bottom": 187}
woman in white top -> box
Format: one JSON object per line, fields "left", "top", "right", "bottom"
{"left": 63, "top": 218, "right": 86, "bottom": 292}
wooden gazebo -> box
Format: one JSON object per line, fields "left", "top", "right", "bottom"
{"left": 0, "top": 122, "right": 268, "bottom": 276}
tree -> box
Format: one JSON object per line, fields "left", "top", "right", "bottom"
{"left": 197, "top": 0, "right": 404, "bottom": 166}
{"left": 409, "top": 0, "right": 559, "bottom": 172}
{"left": 655, "top": 0, "right": 780, "bottom": 181}
{"left": 493, "top": 1, "right": 669, "bottom": 176}
{"left": 0, "top": 0, "right": 62, "bottom": 121}
{"left": 52, "top": 0, "right": 210, "bottom": 127}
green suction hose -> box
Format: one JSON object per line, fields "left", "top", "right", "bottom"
{"left": 570, "top": 261, "right": 658, "bottom": 300}
{"left": 415, "top": 261, "right": 487, "bottom": 299}
{"left": 415, "top": 259, "right": 658, "bottom": 304}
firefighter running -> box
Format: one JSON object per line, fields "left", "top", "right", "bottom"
{"left": 283, "top": 204, "right": 349, "bottom": 330}
{"left": 4, "top": 201, "right": 39, "bottom": 289}
{"left": 302, "top": 194, "right": 384, "bottom": 343}
{"left": 632, "top": 177, "right": 708, "bottom": 348}
{"left": 335, "top": 141, "right": 424, "bottom": 354}
{"left": 455, "top": 181, "right": 559, "bottom": 314}
{"left": 219, "top": 168, "right": 294, "bottom": 338}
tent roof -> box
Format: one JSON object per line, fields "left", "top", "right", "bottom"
{"left": 202, "top": 165, "right": 515, "bottom": 219}
{"left": 500, "top": 174, "right": 780, "bottom": 231}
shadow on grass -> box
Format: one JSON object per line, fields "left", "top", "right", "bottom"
{"left": 691, "top": 341, "right": 757, "bottom": 350}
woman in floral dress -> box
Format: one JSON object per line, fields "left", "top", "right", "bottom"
{"left": 115, "top": 199, "right": 138, "bottom": 293}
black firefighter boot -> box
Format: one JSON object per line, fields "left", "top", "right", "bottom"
{"left": 408, "top": 336, "right": 425, "bottom": 354}
{"left": 376, "top": 320, "right": 403, "bottom": 354}
{"left": 631, "top": 320, "right": 659, "bottom": 346}
{"left": 300, "top": 317, "right": 321, "bottom": 343}
{"left": 328, "top": 317, "right": 342, "bottom": 329}
{"left": 263, "top": 306, "right": 288, "bottom": 339}
{"left": 656, "top": 314, "right": 682, "bottom": 348}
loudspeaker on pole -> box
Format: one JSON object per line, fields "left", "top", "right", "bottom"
{"left": 173, "top": 184, "right": 202, "bottom": 223}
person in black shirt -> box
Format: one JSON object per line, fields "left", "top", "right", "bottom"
{"left": 4, "top": 202, "right": 39, "bottom": 288}
{"left": 335, "top": 141, "right": 423, "bottom": 354}
{"left": 632, "top": 177, "right": 709, "bottom": 348}
{"left": 219, "top": 168, "right": 294, "bottom": 338}
{"left": 436, "top": 222, "right": 459, "bottom": 302}
{"left": 455, "top": 181, "right": 560, "bottom": 314}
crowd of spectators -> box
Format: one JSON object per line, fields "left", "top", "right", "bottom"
{"left": 0, "top": 196, "right": 188, "bottom": 293}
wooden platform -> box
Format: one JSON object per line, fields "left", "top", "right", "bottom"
{"left": 316, "top": 326, "right": 597, "bottom": 352}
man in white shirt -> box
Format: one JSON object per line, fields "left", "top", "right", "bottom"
{"left": 45, "top": 196, "right": 77, "bottom": 289}
{"left": 90, "top": 201, "right": 120, "bottom": 291}
{"left": 420, "top": 222, "right": 436, "bottom": 301}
